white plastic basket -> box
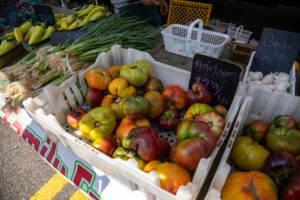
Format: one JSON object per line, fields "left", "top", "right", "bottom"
{"left": 243, "top": 51, "right": 296, "bottom": 95}
{"left": 205, "top": 90, "right": 300, "bottom": 200}
{"left": 23, "top": 45, "right": 245, "bottom": 200}
{"left": 227, "top": 25, "right": 252, "bottom": 44}
{"left": 161, "top": 19, "right": 230, "bottom": 58}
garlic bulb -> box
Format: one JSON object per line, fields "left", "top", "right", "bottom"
{"left": 250, "top": 71, "right": 263, "bottom": 81}
{"left": 260, "top": 84, "right": 275, "bottom": 92}
{"left": 249, "top": 81, "right": 261, "bottom": 86}
{"left": 261, "top": 74, "right": 275, "bottom": 85}
{"left": 275, "top": 81, "right": 290, "bottom": 92}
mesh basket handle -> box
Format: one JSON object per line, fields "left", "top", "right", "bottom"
{"left": 187, "top": 19, "right": 203, "bottom": 41}
{"left": 234, "top": 25, "right": 244, "bottom": 40}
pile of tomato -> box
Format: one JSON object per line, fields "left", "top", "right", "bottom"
{"left": 222, "top": 115, "right": 300, "bottom": 200}
{"left": 66, "top": 59, "right": 229, "bottom": 194}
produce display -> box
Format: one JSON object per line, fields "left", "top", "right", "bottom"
{"left": 0, "top": 13, "right": 160, "bottom": 111}
{"left": 222, "top": 114, "right": 300, "bottom": 200}
{"left": 64, "top": 59, "right": 227, "bottom": 195}
{"left": 2, "top": 21, "right": 55, "bottom": 45}
{"left": 246, "top": 71, "right": 291, "bottom": 93}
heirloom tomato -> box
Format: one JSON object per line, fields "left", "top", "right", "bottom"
{"left": 121, "top": 96, "right": 150, "bottom": 120}
{"left": 145, "top": 77, "right": 164, "bottom": 93}
{"left": 280, "top": 169, "right": 300, "bottom": 200}
{"left": 186, "top": 82, "right": 212, "bottom": 105}
{"left": 183, "top": 103, "right": 214, "bottom": 120}
{"left": 86, "top": 68, "right": 111, "bottom": 90}
{"left": 231, "top": 136, "right": 270, "bottom": 171}
{"left": 158, "top": 109, "right": 181, "bottom": 131}
{"left": 79, "top": 107, "right": 116, "bottom": 141}
{"left": 222, "top": 171, "right": 278, "bottom": 200}
{"left": 263, "top": 151, "right": 298, "bottom": 178}
{"left": 112, "top": 147, "right": 146, "bottom": 170}
{"left": 162, "top": 85, "right": 187, "bottom": 110}
{"left": 269, "top": 115, "right": 298, "bottom": 129}
{"left": 92, "top": 135, "right": 117, "bottom": 157}
{"left": 120, "top": 59, "right": 152, "bottom": 87}
{"left": 116, "top": 117, "right": 150, "bottom": 143}
{"left": 107, "top": 65, "right": 121, "bottom": 79}
{"left": 108, "top": 78, "right": 136, "bottom": 98}
{"left": 123, "top": 126, "right": 170, "bottom": 161}
{"left": 144, "top": 161, "right": 191, "bottom": 195}
{"left": 244, "top": 120, "right": 269, "bottom": 143}
{"left": 101, "top": 94, "right": 124, "bottom": 120}
{"left": 266, "top": 128, "right": 300, "bottom": 155}
{"left": 176, "top": 120, "right": 217, "bottom": 150}
{"left": 144, "top": 91, "right": 165, "bottom": 119}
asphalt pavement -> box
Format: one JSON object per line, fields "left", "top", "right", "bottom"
{"left": 0, "top": 119, "right": 79, "bottom": 200}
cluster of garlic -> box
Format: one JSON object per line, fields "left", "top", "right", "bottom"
{"left": 247, "top": 71, "right": 290, "bottom": 92}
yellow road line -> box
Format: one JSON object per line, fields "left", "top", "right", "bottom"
{"left": 30, "top": 173, "right": 69, "bottom": 200}
{"left": 69, "top": 190, "right": 90, "bottom": 200}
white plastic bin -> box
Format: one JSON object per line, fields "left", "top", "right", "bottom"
{"left": 227, "top": 25, "right": 252, "bottom": 44}
{"left": 162, "top": 19, "right": 229, "bottom": 58}
{"left": 23, "top": 45, "right": 246, "bottom": 200}
{"left": 205, "top": 90, "right": 300, "bottom": 200}
{"left": 243, "top": 51, "right": 296, "bottom": 95}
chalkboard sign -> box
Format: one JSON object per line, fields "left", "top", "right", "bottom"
{"left": 6, "top": 4, "right": 18, "bottom": 27}
{"left": 189, "top": 54, "right": 242, "bottom": 108}
{"left": 33, "top": 5, "right": 55, "bottom": 26}
{"left": 50, "top": 31, "right": 88, "bottom": 46}
{"left": 251, "top": 28, "right": 300, "bottom": 74}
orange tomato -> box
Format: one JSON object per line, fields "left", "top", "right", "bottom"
{"left": 86, "top": 68, "right": 111, "bottom": 90}
{"left": 107, "top": 65, "right": 121, "bottom": 79}
{"left": 144, "top": 91, "right": 165, "bottom": 119}
{"left": 116, "top": 117, "right": 150, "bottom": 143}
{"left": 144, "top": 160, "right": 161, "bottom": 172}
{"left": 222, "top": 171, "right": 278, "bottom": 200}
{"left": 144, "top": 161, "right": 191, "bottom": 195}
{"left": 101, "top": 94, "right": 124, "bottom": 120}
{"left": 108, "top": 78, "right": 136, "bottom": 98}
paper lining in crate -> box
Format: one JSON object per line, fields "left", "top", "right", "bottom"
{"left": 243, "top": 51, "right": 296, "bottom": 95}
{"left": 204, "top": 89, "right": 300, "bottom": 200}
{"left": 23, "top": 44, "right": 245, "bottom": 200}
{"left": 162, "top": 19, "right": 229, "bottom": 58}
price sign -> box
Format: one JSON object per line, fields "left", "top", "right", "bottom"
{"left": 189, "top": 54, "right": 242, "bottom": 108}
{"left": 251, "top": 28, "right": 300, "bottom": 74}
{"left": 33, "top": 5, "right": 55, "bottom": 26}
{"left": 50, "top": 31, "right": 88, "bottom": 46}
{"left": 6, "top": 4, "right": 19, "bottom": 27}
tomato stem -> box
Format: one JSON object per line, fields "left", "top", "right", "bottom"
{"left": 94, "top": 121, "right": 101, "bottom": 127}
{"left": 242, "top": 178, "right": 261, "bottom": 200}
